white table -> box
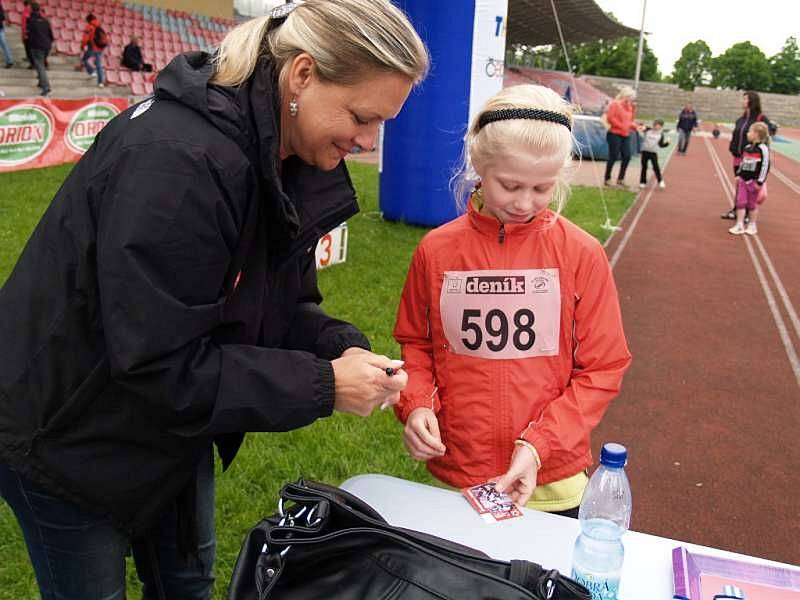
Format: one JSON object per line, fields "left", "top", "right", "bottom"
{"left": 340, "top": 474, "right": 800, "bottom": 599}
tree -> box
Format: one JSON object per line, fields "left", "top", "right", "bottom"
{"left": 671, "top": 40, "right": 712, "bottom": 90}
{"left": 512, "top": 37, "right": 661, "bottom": 81}
{"left": 711, "top": 42, "right": 771, "bottom": 91}
{"left": 769, "top": 37, "right": 800, "bottom": 95}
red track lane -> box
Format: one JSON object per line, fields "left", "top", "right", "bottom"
{"left": 598, "top": 135, "right": 800, "bottom": 565}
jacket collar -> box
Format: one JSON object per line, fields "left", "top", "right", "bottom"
{"left": 154, "top": 53, "right": 359, "bottom": 246}
{"left": 467, "top": 201, "right": 557, "bottom": 239}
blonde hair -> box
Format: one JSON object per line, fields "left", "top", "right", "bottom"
{"left": 748, "top": 121, "right": 770, "bottom": 144}
{"left": 615, "top": 86, "right": 636, "bottom": 101}
{"left": 453, "top": 84, "right": 575, "bottom": 215}
{"left": 210, "top": 0, "right": 429, "bottom": 87}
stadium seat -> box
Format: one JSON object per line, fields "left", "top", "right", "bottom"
{"left": 131, "top": 80, "right": 147, "bottom": 96}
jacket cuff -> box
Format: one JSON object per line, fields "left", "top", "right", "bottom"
{"left": 519, "top": 428, "right": 551, "bottom": 465}
{"left": 313, "top": 359, "right": 336, "bottom": 418}
{"left": 396, "top": 392, "right": 438, "bottom": 424}
{"left": 322, "top": 330, "right": 371, "bottom": 360}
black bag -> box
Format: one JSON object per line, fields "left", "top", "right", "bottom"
{"left": 228, "top": 479, "right": 591, "bottom": 600}
{"left": 93, "top": 25, "right": 109, "bottom": 48}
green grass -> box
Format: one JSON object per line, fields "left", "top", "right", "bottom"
{"left": 0, "top": 162, "right": 634, "bottom": 598}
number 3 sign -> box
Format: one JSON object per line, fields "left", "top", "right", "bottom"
{"left": 440, "top": 269, "right": 560, "bottom": 359}
{"left": 315, "top": 223, "right": 349, "bottom": 270}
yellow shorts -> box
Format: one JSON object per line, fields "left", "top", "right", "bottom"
{"left": 439, "top": 471, "right": 588, "bottom": 513}
{"left": 525, "top": 471, "right": 588, "bottom": 512}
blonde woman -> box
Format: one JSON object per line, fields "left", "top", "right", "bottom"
{"left": 604, "top": 86, "right": 639, "bottom": 187}
{"left": 394, "top": 85, "right": 631, "bottom": 519}
{"left": 0, "top": 1, "right": 427, "bottom": 598}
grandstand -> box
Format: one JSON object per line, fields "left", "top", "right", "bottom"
{"left": 1, "top": 0, "right": 236, "bottom": 97}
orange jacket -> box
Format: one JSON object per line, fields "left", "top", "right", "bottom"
{"left": 606, "top": 99, "right": 637, "bottom": 137}
{"left": 394, "top": 205, "right": 631, "bottom": 488}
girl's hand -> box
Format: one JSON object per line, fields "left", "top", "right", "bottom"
{"left": 494, "top": 445, "right": 539, "bottom": 506}
{"left": 404, "top": 407, "right": 446, "bottom": 460}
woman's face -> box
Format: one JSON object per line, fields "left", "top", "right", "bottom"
{"left": 284, "top": 59, "right": 413, "bottom": 171}
{"left": 475, "top": 147, "right": 564, "bottom": 224}
{"left": 742, "top": 94, "right": 749, "bottom": 110}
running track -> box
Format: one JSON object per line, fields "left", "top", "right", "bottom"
{"left": 598, "top": 131, "right": 800, "bottom": 565}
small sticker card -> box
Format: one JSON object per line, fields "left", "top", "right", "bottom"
{"left": 462, "top": 481, "right": 523, "bottom": 524}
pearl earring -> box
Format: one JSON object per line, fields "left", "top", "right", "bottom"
{"left": 289, "top": 96, "right": 298, "bottom": 117}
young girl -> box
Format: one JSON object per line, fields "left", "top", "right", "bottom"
{"left": 729, "top": 121, "right": 770, "bottom": 236}
{"left": 639, "top": 118, "right": 669, "bottom": 189}
{"left": 393, "top": 85, "right": 632, "bottom": 517}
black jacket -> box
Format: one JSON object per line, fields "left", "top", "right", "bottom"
{"left": 0, "top": 52, "right": 369, "bottom": 535}
{"left": 26, "top": 11, "right": 53, "bottom": 53}
{"left": 676, "top": 109, "right": 697, "bottom": 132}
{"left": 0, "top": 3, "right": 6, "bottom": 30}
{"left": 729, "top": 113, "right": 775, "bottom": 157}
{"left": 122, "top": 42, "right": 143, "bottom": 70}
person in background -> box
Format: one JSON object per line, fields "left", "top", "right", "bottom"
{"left": 394, "top": 84, "right": 631, "bottom": 518}
{"left": 25, "top": 2, "right": 51, "bottom": 96}
{"left": 0, "top": 1, "right": 15, "bottom": 68}
{"left": 639, "top": 118, "right": 669, "bottom": 189}
{"left": 722, "top": 91, "right": 775, "bottom": 221}
{"left": 80, "top": 12, "right": 105, "bottom": 87}
{"left": 122, "top": 35, "right": 152, "bottom": 72}
{"left": 728, "top": 122, "right": 770, "bottom": 236}
{"left": 676, "top": 102, "right": 698, "bottom": 154}
{"left": 0, "top": 1, "right": 428, "bottom": 598}
{"left": 603, "top": 86, "right": 639, "bottom": 188}
{"left": 20, "top": 0, "right": 32, "bottom": 67}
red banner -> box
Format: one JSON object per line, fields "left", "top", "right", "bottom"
{"left": 0, "top": 97, "right": 130, "bottom": 173}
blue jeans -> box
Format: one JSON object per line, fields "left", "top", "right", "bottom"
{"left": 0, "top": 450, "right": 215, "bottom": 600}
{"left": 677, "top": 128, "right": 691, "bottom": 153}
{"left": 605, "top": 132, "right": 632, "bottom": 182}
{"left": 0, "top": 28, "right": 13, "bottom": 65}
{"left": 82, "top": 48, "right": 104, "bottom": 84}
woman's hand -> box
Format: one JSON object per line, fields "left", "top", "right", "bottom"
{"left": 331, "top": 352, "right": 406, "bottom": 416}
{"left": 494, "top": 445, "right": 539, "bottom": 506}
{"left": 403, "top": 407, "right": 445, "bottom": 460}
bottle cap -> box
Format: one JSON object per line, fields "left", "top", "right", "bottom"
{"left": 600, "top": 442, "right": 627, "bottom": 468}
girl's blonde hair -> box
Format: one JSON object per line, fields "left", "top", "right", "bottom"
{"left": 210, "top": 0, "right": 429, "bottom": 87}
{"left": 453, "top": 84, "right": 575, "bottom": 214}
{"left": 748, "top": 121, "right": 770, "bottom": 144}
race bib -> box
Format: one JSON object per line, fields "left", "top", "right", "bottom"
{"left": 440, "top": 269, "right": 561, "bottom": 359}
{"left": 740, "top": 157, "right": 758, "bottom": 172}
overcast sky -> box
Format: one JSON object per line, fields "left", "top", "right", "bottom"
{"left": 594, "top": 0, "right": 800, "bottom": 76}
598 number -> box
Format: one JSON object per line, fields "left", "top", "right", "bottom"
{"left": 460, "top": 308, "right": 535, "bottom": 352}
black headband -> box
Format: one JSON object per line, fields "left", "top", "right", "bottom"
{"left": 477, "top": 108, "right": 572, "bottom": 132}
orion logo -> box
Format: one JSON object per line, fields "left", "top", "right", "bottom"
{"left": 465, "top": 275, "right": 525, "bottom": 294}
{"left": 65, "top": 102, "right": 119, "bottom": 154}
{"left": 0, "top": 105, "right": 54, "bottom": 166}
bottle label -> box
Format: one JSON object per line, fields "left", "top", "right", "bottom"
{"left": 571, "top": 567, "right": 620, "bottom": 600}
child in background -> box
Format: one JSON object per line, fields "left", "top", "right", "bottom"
{"left": 639, "top": 119, "right": 669, "bottom": 189}
{"left": 729, "top": 121, "right": 770, "bottom": 236}
{"left": 393, "top": 85, "right": 632, "bottom": 517}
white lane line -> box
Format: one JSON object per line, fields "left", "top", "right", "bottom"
{"left": 609, "top": 185, "right": 656, "bottom": 270}
{"left": 772, "top": 167, "right": 800, "bottom": 195}
{"left": 743, "top": 237, "right": 800, "bottom": 386}
{"left": 753, "top": 231, "right": 800, "bottom": 342}
{"left": 705, "top": 138, "right": 800, "bottom": 388}
{"left": 604, "top": 143, "right": 679, "bottom": 267}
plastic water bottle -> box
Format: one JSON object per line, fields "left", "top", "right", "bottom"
{"left": 571, "top": 443, "right": 632, "bottom": 600}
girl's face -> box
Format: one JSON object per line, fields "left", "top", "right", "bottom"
{"left": 742, "top": 94, "right": 750, "bottom": 110}
{"left": 475, "top": 147, "right": 564, "bottom": 224}
{"left": 746, "top": 127, "right": 762, "bottom": 144}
